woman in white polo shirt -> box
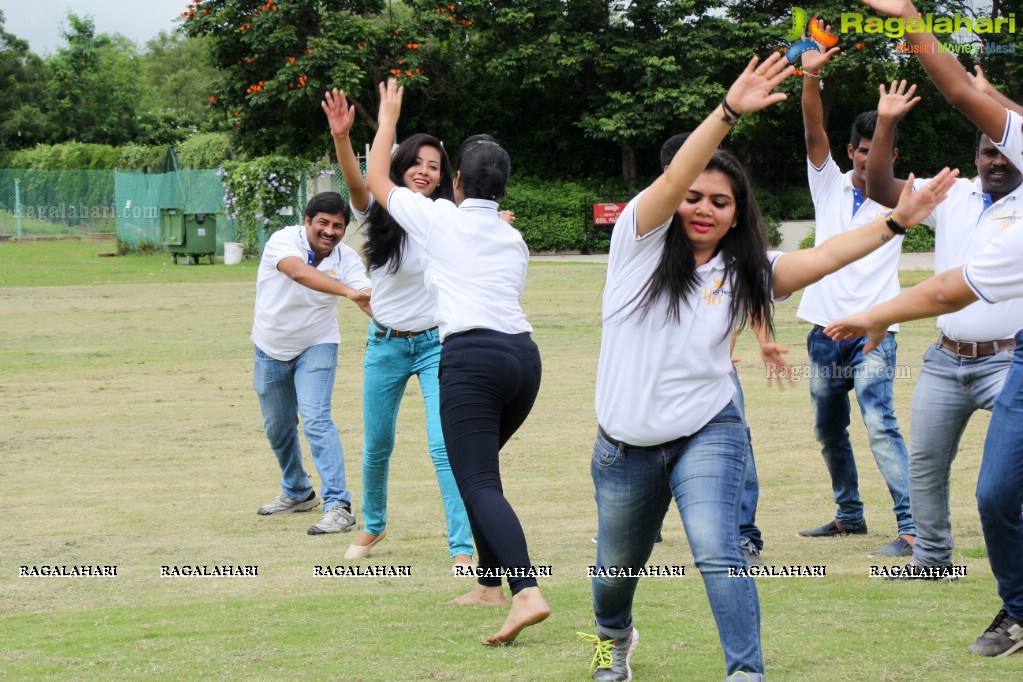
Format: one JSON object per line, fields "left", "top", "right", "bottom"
{"left": 322, "top": 89, "right": 474, "bottom": 571}
{"left": 580, "top": 51, "right": 958, "bottom": 682}
{"left": 366, "top": 79, "right": 548, "bottom": 646}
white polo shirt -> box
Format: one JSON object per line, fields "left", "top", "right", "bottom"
{"left": 385, "top": 187, "right": 531, "bottom": 341}
{"left": 797, "top": 156, "right": 902, "bottom": 331}
{"left": 595, "top": 193, "right": 785, "bottom": 447}
{"left": 251, "top": 224, "right": 371, "bottom": 361}
{"left": 915, "top": 169, "right": 1023, "bottom": 341}
{"left": 352, "top": 198, "right": 436, "bottom": 331}
{"left": 963, "top": 109, "right": 1023, "bottom": 306}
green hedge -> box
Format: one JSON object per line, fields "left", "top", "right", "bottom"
{"left": 3, "top": 142, "right": 165, "bottom": 171}
{"left": 504, "top": 177, "right": 611, "bottom": 252}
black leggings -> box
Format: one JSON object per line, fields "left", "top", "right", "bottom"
{"left": 439, "top": 329, "right": 542, "bottom": 594}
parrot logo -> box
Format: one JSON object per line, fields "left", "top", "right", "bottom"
{"left": 785, "top": 7, "right": 839, "bottom": 63}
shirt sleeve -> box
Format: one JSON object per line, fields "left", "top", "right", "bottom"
{"left": 332, "top": 243, "right": 371, "bottom": 290}
{"left": 263, "top": 227, "right": 305, "bottom": 268}
{"left": 806, "top": 154, "right": 841, "bottom": 205}
{"left": 994, "top": 109, "right": 1023, "bottom": 171}
{"left": 385, "top": 186, "right": 436, "bottom": 246}
{"left": 963, "top": 225, "right": 1023, "bottom": 304}
{"left": 767, "top": 250, "right": 792, "bottom": 303}
{"left": 351, "top": 196, "right": 374, "bottom": 236}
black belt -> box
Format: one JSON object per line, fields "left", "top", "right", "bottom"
{"left": 938, "top": 334, "right": 1015, "bottom": 359}
{"left": 372, "top": 318, "right": 437, "bottom": 339}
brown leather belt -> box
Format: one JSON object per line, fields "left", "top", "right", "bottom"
{"left": 938, "top": 334, "right": 1016, "bottom": 359}
{"left": 372, "top": 318, "right": 436, "bottom": 339}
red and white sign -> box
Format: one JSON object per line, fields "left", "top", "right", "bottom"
{"left": 592, "top": 202, "right": 628, "bottom": 226}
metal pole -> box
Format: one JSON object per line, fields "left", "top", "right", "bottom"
{"left": 14, "top": 177, "right": 22, "bottom": 240}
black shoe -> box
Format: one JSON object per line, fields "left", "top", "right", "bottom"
{"left": 740, "top": 537, "right": 764, "bottom": 566}
{"left": 884, "top": 559, "right": 959, "bottom": 582}
{"left": 798, "top": 519, "right": 867, "bottom": 537}
{"left": 655, "top": 530, "right": 663, "bottom": 544}
{"left": 968, "top": 609, "right": 1023, "bottom": 657}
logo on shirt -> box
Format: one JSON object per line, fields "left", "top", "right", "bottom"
{"left": 703, "top": 279, "right": 732, "bottom": 307}
{"left": 991, "top": 209, "right": 1022, "bottom": 229}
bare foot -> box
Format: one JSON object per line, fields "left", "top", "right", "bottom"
{"left": 448, "top": 584, "right": 508, "bottom": 606}
{"left": 482, "top": 587, "right": 550, "bottom": 645}
{"left": 900, "top": 534, "right": 915, "bottom": 546}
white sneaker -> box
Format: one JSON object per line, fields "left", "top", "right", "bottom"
{"left": 257, "top": 490, "right": 319, "bottom": 515}
{"left": 308, "top": 506, "right": 357, "bottom": 535}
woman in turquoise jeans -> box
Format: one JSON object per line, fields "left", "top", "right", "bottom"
{"left": 322, "top": 89, "right": 474, "bottom": 570}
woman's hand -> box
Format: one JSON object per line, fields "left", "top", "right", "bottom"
{"left": 321, "top": 88, "right": 356, "bottom": 139}
{"left": 890, "top": 167, "right": 959, "bottom": 228}
{"left": 724, "top": 51, "right": 794, "bottom": 115}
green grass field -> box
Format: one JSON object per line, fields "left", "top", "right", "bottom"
{"left": 1, "top": 241, "right": 1020, "bottom": 680}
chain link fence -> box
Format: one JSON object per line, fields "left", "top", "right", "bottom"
{"left": 0, "top": 161, "right": 364, "bottom": 253}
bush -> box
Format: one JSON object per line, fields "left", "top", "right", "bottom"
{"left": 780, "top": 186, "right": 814, "bottom": 220}
{"left": 503, "top": 177, "right": 594, "bottom": 252}
{"left": 178, "top": 133, "right": 237, "bottom": 169}
{"left": 220, "top": 156, "right": 306, "bottom": 254}
{"left": 4, "top": 142, "right": 162, "bottom": 170}
{"left": 798, "top": 228, "right": 816, "bottom": 250}
{"left": 752, "top": 187, "right": 782, "bottom": 223}
{"left": 901, "top": 225, "right": 935, "bottom": 252}
{"left": 761, "top": 216, "right": 782, "bottom": 248}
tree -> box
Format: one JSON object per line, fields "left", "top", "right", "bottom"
{"left": 0, "top": 10, "right": 50, "bottom": 149}
{"left": 44, "top": 14, "right": 145, "bottom": 146}
{"left": 140, "top": 31, "right": 223, "bottom": 138}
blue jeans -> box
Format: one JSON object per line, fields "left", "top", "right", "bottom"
{"left": 253, "top": 343, "right": 350, "bottom": 510}
{"left": 592, "top": 402, "right": 763, "bottom": 677}
{"left": 911, "top": 340, "right": 1012, "bottom": 565}
{"left": 977, "top": 328, "right": 1023, "bottom": 621}
{"left": 361, "top": 323, "right": 473, "bottom": 558}
{"left": 807, "top": 327, "right": 913, "bottom": 535}
{"left": 731, "top": 370, "right": 762, "bottom": 549}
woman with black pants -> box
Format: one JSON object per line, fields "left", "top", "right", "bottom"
{"left": 366, "top": 78, "right": 549, "bottom": 645}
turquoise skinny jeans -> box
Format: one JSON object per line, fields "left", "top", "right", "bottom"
{"left": 361, "top": 322, "right": 474, "bottom": 558}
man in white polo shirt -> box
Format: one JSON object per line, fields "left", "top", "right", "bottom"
{"left": 843, "top": 0, "right": 1023, "bottom": 658}
{"left": 865, "top": 87, "right": 1023, "bottom": 579}
{"left": 251, "top": 192, "right": 371, "bottom": 536}
{"left": 795, "top": 44, "right": 914, "bottom": 557}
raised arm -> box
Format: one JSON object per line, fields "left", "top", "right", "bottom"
{"left": 824, "top": 267, "right": 976, "bottom": 352}
{"left": 635, "top": 52, "right": 794, "bottom": 235}
{"left": 861, "top": 0, "right": 1009, "bottom": 141}
{"left": 277, "top": 257, "right": 373, "bottom": 316}
{"left": 773, "top": 167, "right": 958, "bottom": 297}
{"left": 366, "top": 80, "right": 403, "bottom": 209}
{"left": 800, "top": 35, "right": 840, "bottom": 168}
{"left": 321, "top": 88, "right": 369, "bottom": 214}
{"left": 865, "top": 80, "right": 920, "bottom": 207}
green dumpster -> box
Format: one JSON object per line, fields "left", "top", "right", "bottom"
{"left": 160, "top": 208, "right": 217, "bottom": 264}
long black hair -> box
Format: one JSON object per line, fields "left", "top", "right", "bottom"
{"left": 629, "top": 148, "right": 774, "bottom": 339}
{"left": 364, "top": 133, "right": 454, "bottom": 273}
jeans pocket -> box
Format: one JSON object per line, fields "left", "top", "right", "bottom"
{"left": 592, "top": 435, "right": 623, "bottom": 468}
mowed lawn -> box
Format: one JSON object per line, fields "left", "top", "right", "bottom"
{"left": 1, "top": 241, "right": 1020, "bottom": 681}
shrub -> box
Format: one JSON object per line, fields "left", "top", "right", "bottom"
{"left": 752, "top": 187, "right": 782, "bottom": 222}
{"left": 178, "top": 133, "right": 237, "bottom": 169}
{"left": 761, "top": 216, "right": 782, "bottom": 248}
{"left": 797, "top": 224, "right": 934, "bottom": 252}
{"left": 220, "top": 156, "right": 306, "bottom": 254}
{"left": 503, "top": 177, "right": 594, "bottom": 252}
{"left": 798, "top": 228, "right": 816, "bottom": 250}
{"left": 780, "top": 186, "right": 814, "bottom": 220}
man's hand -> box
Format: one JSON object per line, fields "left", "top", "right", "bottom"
{"left": 877, "top": 80, "right": 921, "bottom": 123}
{"left": 824, "top": 312, "right": 887, "bottom": 354}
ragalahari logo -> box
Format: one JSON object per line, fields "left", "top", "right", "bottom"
{"left": 784, "top": 7, "right": 839, "bottom": 63}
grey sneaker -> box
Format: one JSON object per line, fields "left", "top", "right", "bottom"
{"left": 307, "top": 505, "right": 357, "bottom": 535}
{"left": 968, "top": 609, "right": 1023, "bottom": 657}
{"left": 871, "top": 537, "right": 913, "bottom": 557}
{"left": 257, "top": 490, "right": 318, "bottom": 515}
{"left": 579, "top": 628, "right": 638, "bottom": 681}
{"left": 740, "top": 537, "right": 764, "bottom": 567}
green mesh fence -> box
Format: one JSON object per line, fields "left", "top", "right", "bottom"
{"left": 114, "top": 169, "right": 235, "bottom": 249}
{"left": 0, "top": 163, "right": 364, "bottom": 251}
{"left": 0, "top": 169, "right": 116, "bottom": 240}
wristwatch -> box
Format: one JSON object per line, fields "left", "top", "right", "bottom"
{"left": 883, "top": 210, "right": 907, "bottom": 235}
